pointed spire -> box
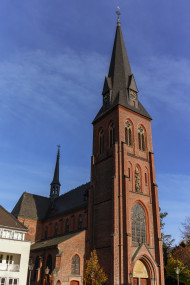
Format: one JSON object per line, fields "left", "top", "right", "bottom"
{"left": 107, "top": 19, "right": 132, "bottom": 99}
{"left": 52, "top": 146, "right": 60, "bottom": 185}
{"left": 50, "top": 146, "right": 61, "bottom": 199}
{"left": 93, "top": 19, "right": 152, "bottom": 123}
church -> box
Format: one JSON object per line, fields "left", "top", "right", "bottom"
{"left": 12, "top": 17, "right": 165, "bottom": 285}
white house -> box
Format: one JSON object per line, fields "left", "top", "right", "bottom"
{"left": 0, "top": 205, "right": 31, "bottom": 285}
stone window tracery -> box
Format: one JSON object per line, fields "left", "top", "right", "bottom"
{"left": 125, "top": 121, "right": 133, "bottom": 146}
{"left": 131, "top": 203, "right": 146, "bottom": 243}
{"left": 138, "top": 126, "right": 145, "bottom": 151}
{"left": 71, "top": 254, "right": 80, "bottom": 274}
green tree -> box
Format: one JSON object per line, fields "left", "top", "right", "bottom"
{"left": 181, "top": 217, "right": 190, "bottom": 245}
{"left": 84, "top": 250, "right": 108, "bottom": 285}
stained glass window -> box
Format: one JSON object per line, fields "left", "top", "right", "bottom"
{"left": 132, "top": 203, "right": 146, "bottom": 243}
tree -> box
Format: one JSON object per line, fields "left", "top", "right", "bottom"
{"left": 165, "top": 254, "right": 190, "bottom": 285}
{"left": 84, "top": 250, "right": 108, "bottom": 285}
{"left": 160, "top": 208, "right": 175, "bottom": 265}
{"left": 181, "top": 217, "right": 190, "bottom": 244}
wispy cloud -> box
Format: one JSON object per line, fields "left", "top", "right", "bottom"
{"left": 0, "top": 48, "right": 107, "bottom": 129}
{"left": 134, "top": 55, "right": 190, "bottom": 117}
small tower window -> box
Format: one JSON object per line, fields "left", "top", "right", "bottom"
{"left": 99, "top": 129, "right": 104, "bottom": 154}
{"left": 125, "top": 121, "right": 133, "bottom": 146}
{"left": 131, "top": 203, "right": 146, "bottom": 243}
{"left": 138, "top": 126, "right": 146, "bottom": 151}
{"left": 78, "top": 215, "right": 83, "bottom": 229}
{"left": 109, "top": 122, "right": 115, "bottom": 148}
{"left": 71, "top": 254, "right": 80, "bottom": 274}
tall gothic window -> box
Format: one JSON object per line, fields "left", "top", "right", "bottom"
{"left": 71, "top": 254, "right": 80, "bottom": 274}
{"left": 54, "top": 223, "right": 58, "bottom": 236}
{"left": 66, "top": 219, "right": 70, "bottom": 233}
{"left": 131, "top": 203, "right": 146, "bottom": 243}
{"left": 99, "top": 129, "right": 104, "bottom": 154}
{"left": 138, "top": 126, "right": 145, "bottom": 151}
{"left": 109, "top": 122, "right": 115, "bottom": 148}
{"left": 45, "top": 226, "right": 48, "bottom": 239}
{"left": 125, "top": 121, "right": 132, "bottom": 146}
{"left": 78, "top": 215, "right": 83, "bottom": 229}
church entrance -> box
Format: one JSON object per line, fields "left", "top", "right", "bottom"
{"left": 133, "top": 260, "right": 150, "bottom": 285}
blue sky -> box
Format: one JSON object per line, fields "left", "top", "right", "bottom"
{"left": 0, "top": 0, "right": 189, "bottom": 245}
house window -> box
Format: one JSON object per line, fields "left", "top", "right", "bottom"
{"left": 66, "top": 219, "right": 70, "bottom": 233}
{"left": 0, "top": 278, "right": 6, "bottom": 285}
{"left": 9, "top": 279, "right": 18, "bottom": 285}
{"left": 109, "top": 122, "right": 115, "bottom": 148}
{"left": 138, "top": 126, "right": 145, "bottom": 151}
{"left": 71, "top": 254, "right": 80, "bottom": 274}
{"left": 6, "top": 255, "right": 13, "bottom": 264}
{"left": 125, "top": 121, "right": 132, "bottom": 146}
{"left": 78, "top": 215, "right": 83, "bottom": 229}
{"left": 99, "top": 129, "right": 104, "bottom": 154}
{"left": 131, "top": 203, "right": 146, "bottom": 243}
{"left": 0, "top": 254, "right": 3, "bottom": 263}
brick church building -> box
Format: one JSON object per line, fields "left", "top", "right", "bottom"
{"left": 12, "top": 18, "right": 165, "bottom": 285}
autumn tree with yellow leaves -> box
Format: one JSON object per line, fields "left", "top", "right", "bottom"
{"left": 84, "top": 250, "right": 107, "bottom": 285}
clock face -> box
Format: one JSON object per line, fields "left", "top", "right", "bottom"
{"left": 103, "top": 93, "right": 110, "bottom": 104}
{"left": 129, "top": 90, "right": 137, "bottom": 100}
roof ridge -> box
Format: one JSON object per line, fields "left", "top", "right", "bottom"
{"left": 59, "top": 181, "right": 90, "bottom": 198}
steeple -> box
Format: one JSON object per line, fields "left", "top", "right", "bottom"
{"left": 93, "top": 19, "right": 151, "bottom": 123}
{"left": 50, "top": 146, "right": 61, "bottom": 199}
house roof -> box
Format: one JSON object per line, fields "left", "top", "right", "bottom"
{"left": 31, "top": 230, "right": 85, "bottom": 251}
{"left": 0, "top": 205, "right": 28, "bottom": 231}
{"left": 12, "top": 182, "right": 90, "bottom": 221}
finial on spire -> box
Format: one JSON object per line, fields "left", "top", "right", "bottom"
{"left": 57, "top": 144, "right": 61, "bottom": 158}
{"left": 116, "top": 6, "right": 121, "bottom": 26}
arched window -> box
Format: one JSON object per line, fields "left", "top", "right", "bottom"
{"left": 66, "top": 219, "right": 70, "bottom": 233}
{"left": 131, "top": 203, "right": 146, "bottom": 243}
{"left": 138, "top": 126, "right": 145, "bottom": 151}
{"left": 78, "top": 215, "right": 83, "bottom": 229}
{"left": 46, "top": 254, "right": 52, "bottom": 274}
{"left": 33, "top": 256, "right": 40, "bottom": 280}
{"left": 54, "top": 223, "right": 58, "bottom": 236}
{"left": 125, "top": 121, "right": 132, "bottom": 146}
{"left": 45, "top": 226, "right": 48, "bottom": 239}
{"left": 99, "top": 129, "right": 104, "bottom": 154}
{"left": 109, "top": 122, "right": 115, "bottom": 148}
{"left": 71, "top": 254, "right": 80, "bottom": 274}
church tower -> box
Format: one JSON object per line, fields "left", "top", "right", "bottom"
{"left": 88, "top": 18, "right": 165, "bottom": 285}
{"left": 50, "top": 146, "right": 61, "bottom": 199}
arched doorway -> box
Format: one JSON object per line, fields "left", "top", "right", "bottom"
{"left": 56, "top": 281, "right": 61, "bottom": 285}
{"left": 133, "top": 260, "right": 150, "bottom": 285}
{"left": 70, "top": 281, "right": 79, "bottom": 285}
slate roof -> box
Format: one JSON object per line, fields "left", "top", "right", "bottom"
{"left": 12, "top": 192, "right": 50, "bottom": 221}
{"left": 0, "top": 205, "right": 28, "bottom": 231}
{"left": 93, "top": 20, "right": 151, "bottom": 123}
{"left": 31, "top": 230, "right": 85, "bottom": 251}
{"left": 12, "top": 182, "right": 90, "bottom": 221}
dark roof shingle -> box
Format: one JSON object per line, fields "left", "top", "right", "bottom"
{"left": 0, "top": 205, "right": 28, "bottom": 231}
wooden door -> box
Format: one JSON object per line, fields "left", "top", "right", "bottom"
{"left": 141, "top": 278, "right": 149, "bottom": 285}
{"left": 133, "top": 278, "right": 138, "bottom": 285}
{"left": 70, "top": 281, "right": 79, "bottom": 285}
